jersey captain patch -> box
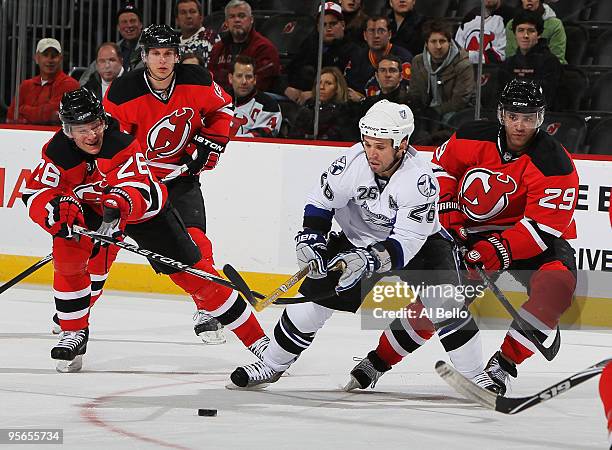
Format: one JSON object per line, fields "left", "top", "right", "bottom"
{"left": 146, "top": 107, "right": 195, "bottom": 160}
{"left": 460, "top": 168, "right": 518, "bottom": 221}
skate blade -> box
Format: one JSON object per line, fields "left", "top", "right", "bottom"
{"left": 198, "top": 330, "right": 227, "bottom": 345}
{"left": 343, "top": 375, "right": 363, "bottom": 392}
{"left": 224, "top": 381, "right": 270, "bottom": 390}
{"left": 56, "top": 355, "right": 83, "bottom": 373}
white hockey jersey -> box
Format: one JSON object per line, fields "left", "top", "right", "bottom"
{"left": 455, "top": 13, "right": 506, "bottom": 64}
{"left": 231, "top": 91, "right": 282, "bottom": 138}
{"left": 304, "top": 143, "right": 441, "bottom": 269}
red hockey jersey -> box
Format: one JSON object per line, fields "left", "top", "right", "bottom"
{"left": 432, "top": 121, "right": 579, "bottom": 260}
{"left": 103, "top": 64, "right": 233, "bottom": 179}
{"left": 22, "top": 121, "right": 167, "bottom": 232}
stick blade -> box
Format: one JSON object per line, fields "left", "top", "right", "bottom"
{"left": 222, "top": 264, "right": 258, "bottom": 306}
{"left": 435, "top": 361, "right": 498, "bottom": 411}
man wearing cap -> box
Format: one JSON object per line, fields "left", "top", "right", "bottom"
{"left": 7, "top": 38, "right": 79, "bottom": 124}
{"left": 208, "top": 0, "right": 280, "bottom": 93}
{"left": 284, "top": 1, "right": 359, "bottom": 105}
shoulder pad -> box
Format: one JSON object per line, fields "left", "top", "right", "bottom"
{"left": 255, "top": 92, "right": 280, "bottom": 112}
{"left": 97, "top": 127, "right": 136, "bottom": 160}
{"left": 45, "top": 131, "right": 86, "bottom": 170}
{"left": 455, "top": 120, "right": 499, "bottom": 143}
{"left": 105, "top": 68, "right": 148, "bottom": 105}
{"left": 527, "top": 132, "right": 575, "bottom": 177}
{"left": 175, "top": 64, "right": 214, "bottom": 87}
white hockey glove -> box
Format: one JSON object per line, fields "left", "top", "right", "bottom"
{"left": 329, "top": 248, "right": 381, "bottom": 294}
{"left": 295, "top": 229, "right": 328, "bottom": 279}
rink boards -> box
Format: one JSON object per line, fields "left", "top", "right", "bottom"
{"left": 0, "top": 126, "right": 610, "bottom": 327}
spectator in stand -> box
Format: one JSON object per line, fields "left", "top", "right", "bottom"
{"left": 455, "top": 6, "right": 506, "bottom": 64}
{"left": 289, "top": 66, "right": 355, "bottom": 141}
{"left": 176, "top": 0, "right": 218, "bottom": 66}
{"left": 360, "top": 55, "right": 409, "bottom": 111}
{"left": 503, "top": 10, "right": 560, "bottom": 107}
{"left": 229, "top": 55, "right": 282, "bottom": 138}
{"left": 82, "top": 42, "right": 124, "bottom": 100}
{"left": 284, "top": 2, "right": 359, "bottom": 105}
{"left": 339, "top": 0, "right": 369, "bottom": 45}
{"left": 487, "top": 0, "right": 517, "bottom": 25}
{"left": 505, "top": 0, "right": 567, "bottom": 64}
{"left": 388, "top": 0, "right": 426, "bottom": 57}
{"left": 345, "top": 16, "right": 412, "bottom": 102}
{"left": 408, "top": 19, "right": 475, "bottom": 124}
{"left": 180, "top": 52, "right": 207, "bottom": 68}
{"left": 6, "top": 38, "right": 79, "bottom": 125}
{"left": 79, "top": 3, "right": 143, "bottom": 85}
{"left": 208, "top": 0, "right": 280, "bottom": 94}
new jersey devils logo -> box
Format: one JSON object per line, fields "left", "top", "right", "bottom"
{"left": 546, "top": 122, "right": 561, "bottom": 136}
{"left": 146, "top": 108, "right": 195, "bottom": 160}
{"left": 230, "top": 114, "right": 249, "bottom": 135}
{"left": 460, "top": 168, "right": 517, "bottom": 221}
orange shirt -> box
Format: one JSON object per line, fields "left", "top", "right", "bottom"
{"left": 7, "top": 71, "right": 79, "bottom": 125}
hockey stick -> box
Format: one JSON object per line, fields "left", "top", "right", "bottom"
{"left": 71, "top": 226, "right": 262, "bottom": 305}
{"left": 252, "top": 263, "right": 313, "bottom": 312}
{"left": 435, "top": 358, "right": 611, "bottom": 414}
{"left": 0, "top": 253, "right": 53, "bottom": 295}
{"left": 457, "top": 245, "right": 561, "bottom": 361}
{"left": 0, "top": 167, "right": 188, "bottom": 296}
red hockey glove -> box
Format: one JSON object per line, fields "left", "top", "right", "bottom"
{"left": 47, "top": 195, "right": 84, "bottom": 239}
{"left": 95, "top": 187, "right": 132, "bottom": 242}
{"left": 464, "top": 234, "right": 512, "bottom": 275}
{"left": 186, "top": 133, "right": 227, "bottom": 174}
{"left": 438, "top": 193, "right": 467, "bottom": 241}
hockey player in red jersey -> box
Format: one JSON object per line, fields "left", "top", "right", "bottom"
{"left": 103, "top": 24, "right": 264, "bottom": 346}
{"left": 351, "top": 79, "right": 579, "bottom": 395}
{"left": 601, "top": 361, "right": 612, "bottom": 450}
{"left": 23, "top": 88, "right": 267, "bottom": 372}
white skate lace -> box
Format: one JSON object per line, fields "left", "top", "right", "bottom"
{"left": 352, "top": 356, "right": 382, "bottom": 388}
{"left": 242, "top": 361, "right": 278, "bottom": 382}
{"left": 248, "top": 336, "right": 270, "bottom": 360}
{"left": 56, "top": 330, "right": 86, "bottom": 350}
{"left": 471, "top": 372, "right": 498, "bottom": 390}
{"left": 487, "top": 356, "right": 512, "bottom": 391}
{"left": 193, "top": 310, "right": 215, "bottom": 326}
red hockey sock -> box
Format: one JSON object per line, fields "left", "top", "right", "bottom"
{"left": 375, "top": 301, "right": 435, "bottom": 367}
{"left": 87, "top": 244, "right": 119, "bottom": 306}
{"left": 53, "top": 237, "right": 93, "bottom": 331}
{"left": 600, "top": 362, "right": 612, "bottom": 439}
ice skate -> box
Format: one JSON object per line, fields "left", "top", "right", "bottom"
{"left": 247, "top": 335, "right": 270, "bottom": 361}
{"left": 51, "top": 313, "right": 61, "bottom": 335}
{"left": 228, "top": 361, "right": 283, "bottom": 389}
{"left": 193, "top": 310, "right": 226, "bottom": 344}
{"left": 344, "top": 351, "right": 391, "bottom": 391}
{"left": 470, "top": 370, "right": 503, "bottom": 394}
{"left": 51, "top": 328, "right": 88, "bottom": 373}
{"left": 484, "top": 351, "right": 518, "bottom": 396}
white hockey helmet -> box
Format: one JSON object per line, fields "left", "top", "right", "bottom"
{"left": 359, "top": 100, "right": 415, "bottom": 149}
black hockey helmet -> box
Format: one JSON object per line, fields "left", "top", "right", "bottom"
{"left": 498, "top": 78, "right": 545, "bottom": 127}
{"left": 140, "top": 24, "right": 180, "bottom": 52}
{"left": 59, "top": 88, "right": 105, "bottom": 126}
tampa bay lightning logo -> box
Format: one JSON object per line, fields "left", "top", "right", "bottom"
{"left": 399, "top": 109, "right": 407, "bottom": 119}
{"left": 417, "top": 174, "right": 437, "bottom": 198}
{"left": 329, "top": 155, "right": 346, "bottom": 175}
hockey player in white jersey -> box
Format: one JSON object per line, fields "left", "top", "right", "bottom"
{"left": 229, "top": 100, "right": 490, "bottom": 389}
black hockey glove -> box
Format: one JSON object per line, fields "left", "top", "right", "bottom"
{"left": 95, "top": 187, "right": 132, "bottom": 245}
{"left": 295, "top": 229, "right": 328, "bottom": 279}
{"left": 185, "top": 133, "right": 227, "bottom": 175}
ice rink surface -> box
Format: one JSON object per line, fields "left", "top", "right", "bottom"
{"left": 0, "top": 287, "right": 610, "bottom": 450}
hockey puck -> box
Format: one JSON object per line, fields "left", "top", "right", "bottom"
{"left": 198, "top": 409, "right": 217, "bottom": 417}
